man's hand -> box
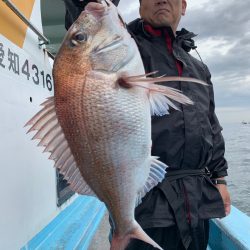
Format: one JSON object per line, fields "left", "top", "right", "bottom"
{"left": 215, "top": 179, "right": 231, "bottom": 216}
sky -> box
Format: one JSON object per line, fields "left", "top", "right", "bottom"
{"left": 118, "top": 0, "right": 250, "bottom": 124}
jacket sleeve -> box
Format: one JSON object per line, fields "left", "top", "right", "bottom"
{"left": 206, "top": 68, "right": 228, "bottom": 178}
{"left": 64, "top": 0, "right": 121, "bottom": 30}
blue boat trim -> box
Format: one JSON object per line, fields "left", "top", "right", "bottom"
{"left": 22, "top": 196, "right": 250, "bottom": 250}
{"left": 209, "top": 206, "right": 250, "bottom": 250}
{"left": 21, "top": 196, "right": 106, "bottom": 250}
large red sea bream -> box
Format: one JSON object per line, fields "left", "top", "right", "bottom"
{"left": 26, "top": 1, "right": 206, "bottom": 249}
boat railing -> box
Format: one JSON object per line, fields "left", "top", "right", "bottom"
{"left": 2, "top": 0, "right": 50, "bottom": 46}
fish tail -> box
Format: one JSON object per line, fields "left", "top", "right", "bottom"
{"left": 110, "top": 224, "right": 163, "bottom": 250}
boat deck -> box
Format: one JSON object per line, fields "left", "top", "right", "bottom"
{"left": 21, "top": 196, "right": 250, "bottom": 250}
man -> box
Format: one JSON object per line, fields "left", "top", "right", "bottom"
{"left": 63, "top": 0, "right": 231, "bottom": 249}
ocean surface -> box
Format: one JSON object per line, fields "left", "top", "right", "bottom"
{"left": 221, "top": 122, "right": 250, "bottom": 216}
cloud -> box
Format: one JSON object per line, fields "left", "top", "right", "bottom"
{"left": 118, "top": 0, "right": 250, "bottom": 113}
{"left": 182, "top": 0, "right": 250, "bottom": 40}
{"left": 118, "top": 1, "right": 139, "bottom": 21}
{"left": 181, "top": 0, "right": 250, "bottom": 109}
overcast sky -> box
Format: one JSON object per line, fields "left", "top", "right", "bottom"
{"left": 118, "top": 0, "right": 250, "bottom": 123}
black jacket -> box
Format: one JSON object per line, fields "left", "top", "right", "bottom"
{"left": 128, "top": 19, "right": 228, "bottom": 177}
{"left": 127, "top": 19, "right": 227, "bottom": 248}
{"left": 64, "top": 3, "right": 227, "bottom": 248}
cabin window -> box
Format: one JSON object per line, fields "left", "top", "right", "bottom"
{"left": 41, "top": 0, "right": 65, "bottom": 56}
{"left": 41, "top": 0, "right": 74, "bottom": 206}
{"left": 56, "top": 171, "right": 75, "bottom": 207}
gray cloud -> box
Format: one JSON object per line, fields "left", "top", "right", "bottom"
{"left": 181, "top": 0, "right": 250, "bottom": 108}
{"left": 118, "top": 2, "right": 139, "bottom": 22}
{"left": 182, "top": 0, "right": 250, "bottom": 39}
{"left": 119, "top": 0, "right": 250, "bottom": 110}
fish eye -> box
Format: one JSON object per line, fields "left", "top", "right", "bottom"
{"left": 74, "top": 32, "right": 88, "bottom": 42}
{"left": 70, "top": 32, "right": 88, "bottom": 47}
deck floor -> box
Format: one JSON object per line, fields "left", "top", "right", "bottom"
{"left": 88, "top": 214, "right": 212, "bottom": 250}
{"left": 89, "top": 212, "right": 110, "bottom": 250}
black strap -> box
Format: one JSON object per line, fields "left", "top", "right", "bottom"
{"left": 158, "top": 168, "right": 211, "bottom": 249}
{"left": 211, "top": 179, "right": 227, "bottom": 185}
{"left": 165, "top": 168, "right": 210, "bottom": 181}
{"left": 158, "top": 180, "right": 192, "bottom": 249}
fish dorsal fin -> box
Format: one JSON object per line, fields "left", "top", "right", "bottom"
{"left": 25, "top": 97, "right": 96, "bottom": 197}
{"left": 136, "top": 157, "right": 167, "bottom": 207}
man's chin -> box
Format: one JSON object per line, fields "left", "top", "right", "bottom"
{"left": 151, "top": 20, "right": 172, "bottom": 28}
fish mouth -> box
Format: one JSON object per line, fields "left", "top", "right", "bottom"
{"left": 85, "top": 2, "right": 105, "bottom": 12}
{"left": 85, "top": 0, "right": 111, "bottom": 15}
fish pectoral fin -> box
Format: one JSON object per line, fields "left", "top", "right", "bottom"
{"left": 122, "top": 74, "right": 207, "bottom": 86}
{"left": 120, "top": 74, "right": 207, "bottom": 116}
{"left": 135, "top": 157, "right": 167, "bottom": 207}
{"left": 149, "top": 90, "right": 181, "bottom": 116}
{"left": 25, "top": 96, "right": 96, "bottom": 197}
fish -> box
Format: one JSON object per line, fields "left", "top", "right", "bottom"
{"left": 25, "top": 1, "right": 207, "bottom": 249}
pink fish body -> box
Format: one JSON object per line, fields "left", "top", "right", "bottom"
{"left": 26, "top": 1, "right": 206, "bottom": 249}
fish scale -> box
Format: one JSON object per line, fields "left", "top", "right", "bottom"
{"left": 74, "top": 75, "right": 150, "bottom": 231}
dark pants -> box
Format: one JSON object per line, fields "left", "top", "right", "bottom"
{"left": 125, "top": 220, "right": 209, "bottom": 250}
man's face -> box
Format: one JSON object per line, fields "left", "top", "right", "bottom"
{"left": 139, "top": 0, "right": 187, "bottom": 31}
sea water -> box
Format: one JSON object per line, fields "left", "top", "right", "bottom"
{"left": 221, "top": 122, "right": 250, "bottom": 216}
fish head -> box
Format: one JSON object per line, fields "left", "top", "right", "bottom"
{"left": 53, "top": 0, "right": 138, "bottom": 84}
{"left": 83, "top": 0, "right": 136, "bottom": 72}
{"left": 53, "top": 6, "right": 101, "bottom": 81}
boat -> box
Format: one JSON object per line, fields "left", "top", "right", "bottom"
{"left": 0, "top": 0, "right": 250, "bottom": 249}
